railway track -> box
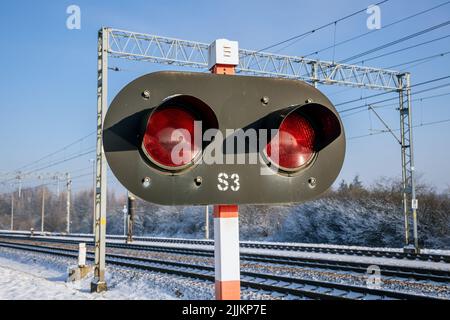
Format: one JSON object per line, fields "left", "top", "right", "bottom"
{"left": 1, "top": 230, "right": 449, "bottom": 263}
{"left": 1, "top": 233, "right": 450, "bottom": 284}
{"left": 0, "top": 240, "right": 443, "bottom": 300}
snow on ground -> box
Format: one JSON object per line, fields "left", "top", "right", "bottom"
{"left": 238, "top": 247, "right": 450, "bottom": 272}
{"left": 0, "top": 247, "right": 277, "bottom": 300}
{"left": 3, "top": 233, "right": 450, "bottom": 273}
{"left": 0, "top": 247, "right": 204, "bottom": 300}
{"left": 3, "top": 231, "right": 450, "bottom": 256}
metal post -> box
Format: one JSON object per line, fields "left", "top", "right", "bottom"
{"left": 41, "top": 186, "right": 45, "bottom": 233}
{"left": 127, "top": 192, "right": 135, "bottom": 243}
{"left": 209, "top": 39, "right": 240, "bottom": 300}
{"left": 123, "top": 205, "right": 127, "bottom": 236}
{"left": 90, "top": 159, "right": 96, "bottom": 235}
{"left": 78, "top": 243, "right": 87, "bottom": 267}
{"left": 213, "top": 205, "right": 240, "bottom": 300}
{"left": 309, "top": 61, "right": 318, "bottom": 88}
{"left": 398, "top": 73, "right": 420, "bottom": 253}
{"left": 398, "top": 75, "right": 410, "bottom": 247}
{"left": 405, "top": 73, "right": 419, "bottom": 253}
{"left": 91, "top": 27, "right": 109, "bottom": 293}
{"left": 66, "top": 173, "right": 72, "bottom": 234}
{"left": 55, "top": 175, "right": 60, "bottom": 197}
{"left": 17, "top": 175, "right": 22, "bottom": 198}
{"left": 10, "top": 192, "right": 14, "bottom": 231}
{"left": 205, "top": 206, "right": 209, "bottom": 240}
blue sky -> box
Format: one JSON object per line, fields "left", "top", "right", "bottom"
{"left": 0, "top": 0, "right": 449, "bottom": 194}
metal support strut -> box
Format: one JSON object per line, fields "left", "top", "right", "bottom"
{"left": 210, "top": 40, "right": 241, "bottom": 300}
{"left": 91, "top": 27, "right": 109, "bottom": 293}
{"left": 127, "top": 192, "right": 135, "bottom": 243}
{"left": 66, "top": 173, "right": 72, "bottom": 234}
{"left": 205, "top": 206, "right": 209, "bottom": 240}
{"left": 10, "top": 192, "right": 14, "bottom": 231}
{"left": 398, "top": 73, "right": 419, "bottom": 253}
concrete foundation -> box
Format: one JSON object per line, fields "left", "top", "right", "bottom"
{"left": 68, "top": 265, "right": 93, "bottom": 282}
{"left": 90, "top": 279, "right": 107, "bottom": 293}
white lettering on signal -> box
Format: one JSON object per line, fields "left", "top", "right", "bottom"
{"left": 217, "top": 173, "right": 229, "bottom": 191}
{"left": 217, "top": 173, "right": 240, "bottom": 191}
{"left": 230, "top": 173, "right": 240, "bottom": 191}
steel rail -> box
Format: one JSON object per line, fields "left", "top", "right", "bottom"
{"left": 1, "top": 235, "right": 450, "bottom": 284}
{"left": 0, "top": 240, "right": 442, "bottom": 300}
{"left": 1, "top": 231, "right": 449, "bottom": 263}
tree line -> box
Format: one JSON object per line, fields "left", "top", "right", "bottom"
{"left": 0, "top": 176, "right": 449, "bottom": 248}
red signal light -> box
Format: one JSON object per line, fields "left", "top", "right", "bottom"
{"left": 265, "top": 112, "right": 316, "bottom": 171}
{"left": 142, "top": 106, "right": 200, "bottom": 169}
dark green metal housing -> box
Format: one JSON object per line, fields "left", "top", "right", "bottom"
{"left": 103, "top": 71, "right": 345, "bottom": 205}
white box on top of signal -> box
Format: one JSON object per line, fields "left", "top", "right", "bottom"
{"left": 208, "top": 39, "right": 239, "bottom": 69}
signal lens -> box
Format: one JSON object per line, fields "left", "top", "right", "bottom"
{"left": 266, "top": 113, "right": 315, "bottom": 171}
{"left": 143, "top": 107, "right": 200, "bottom": 169}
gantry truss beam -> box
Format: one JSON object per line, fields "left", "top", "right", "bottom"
{"left": 107, "top": 28, "right": 402, "bottom": 91}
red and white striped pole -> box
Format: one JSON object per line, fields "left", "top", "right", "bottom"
{"left": 213, "top": 205, "right": 240, "bottom": 299}
{"left": 209, "top": 39, "right": 241, "bottom": 300}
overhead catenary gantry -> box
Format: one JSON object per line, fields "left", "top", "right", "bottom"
{"left": 92, "top": 27, "right": 419, "bottom": 293}
{"left": 107, "top": 28, "right": 401, "bottom": 91}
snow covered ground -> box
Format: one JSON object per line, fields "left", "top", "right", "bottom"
{"left": 0, "top": 247, "right": 279, "bottom": 300}
{"left": 0, "top": 247, "right": 205, "bottom": 300}
{"left": 3, "top": 232, "right": 450, "bottom": 273}
{"left": 100, "top": 239, "right": 450, "bottom": 273}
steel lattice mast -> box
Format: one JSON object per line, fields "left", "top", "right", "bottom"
{"left": 92, "top": 27, "right": 419, "bottom": 292}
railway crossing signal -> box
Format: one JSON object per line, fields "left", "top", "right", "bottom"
{"left": 99, "top": 35, "right": 347, "bottom": 300}
{"left": 103, "top": 71, "right": 345, "bottom": 205}
{"left": 92, "top": 27, "right": 420, "bottom": 296}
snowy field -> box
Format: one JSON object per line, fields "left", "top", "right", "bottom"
{"left": 1, "top": 233, "right": 450, "bottom": 300}
{"left": 0, "top": 247, "right": 279, "bottom": 300}
{"left": 0, "top": 247, "right": 206, "bottom": 300}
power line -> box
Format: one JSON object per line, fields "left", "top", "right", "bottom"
{"left": 329, "top": 71, "right": 450, "bottom": 105}
{"left": 341, "top": 91, "right": 450, "bottom": 119}
{"left": 347, "top": 118, "right": 450, "bottom": 140}
{"left": 257, "top": 0, "right": 389, "bottom": 52}
{"left": 354, "top": 34, "right": 450, "bottom": 65}
{"left": 304, "top": 1, "right": 450, "bottom": 58}
{"left": 335, "top": 75, "right": 450, "bottom": 107}
{"left": 374, "top": 91, "right": 450, "bottom": 110}
{"left": 339, "top": 81, "right": 450, "bottom": 113}
{"left": 23, "top": 149, "right": 95, "bottom": 176}
{"left": 17, "top": 146, "right": 94, "bottom": 175}
{"left": 272, "top": 34, "right": 313, "bottom": 54}
{"left": 339, "top": 20, "right": 450, "bottom": 64}
{"left": 14, "top": 131, "right": 95, "bottom": 172}
{"left": 1, "top": 148, "right": 96, "bottom": 185}
{"left": 323, "top": 51, "right": 450, "bottom": 100}
{"left": 388, "top": 50, "right": 450, "bottom": 69}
